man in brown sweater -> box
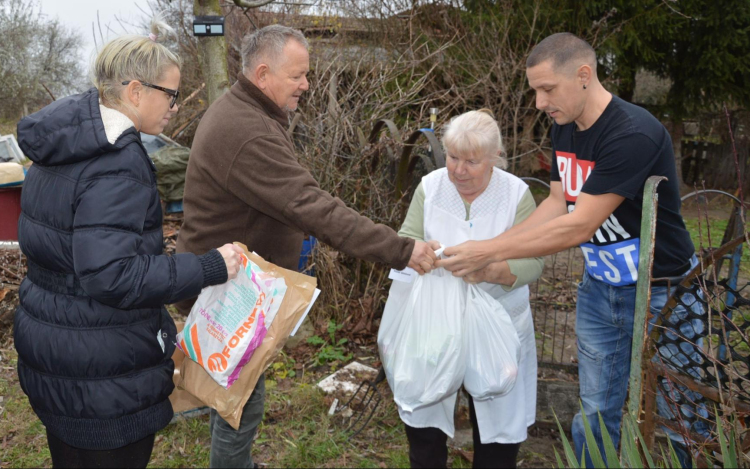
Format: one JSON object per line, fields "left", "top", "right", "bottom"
{"left": 175, "top": 25, "right": 438, "bottom": 468}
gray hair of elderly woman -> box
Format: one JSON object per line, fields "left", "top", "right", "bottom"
{"left": 241, "top": 25, "right": 309, "bottom": 72}
{"left": 442, "top": 110, "right": 507, "bottom": 169}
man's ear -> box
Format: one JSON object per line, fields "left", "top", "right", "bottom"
{"left": 254, "top": 63, "right": 270, "bottom": 89}
{"left": 577, "top": 64, "right": 592, "bottom": 88}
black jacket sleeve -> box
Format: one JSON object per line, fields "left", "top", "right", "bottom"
{"left": 72, "top": 152, "right": 226, "bottom": 309}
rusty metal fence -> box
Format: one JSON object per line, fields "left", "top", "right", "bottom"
{"left": 627, "top": 179, "right": 750, "bottom": 463}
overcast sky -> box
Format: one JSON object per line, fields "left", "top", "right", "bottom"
{"left": 38, "top": 0, "right": 149, "bottom": 68}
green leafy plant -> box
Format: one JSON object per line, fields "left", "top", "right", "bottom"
{"left": 269, "top": 351, "right": 297, "bottom": 380}
{"left": 550, "top": 403, "right": 747, "bottom": 468}
{"left": 306, "top": 320, "right": 352, "bottom": 367}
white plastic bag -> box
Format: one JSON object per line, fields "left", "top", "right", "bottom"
{"left": 177, "top": 252, "right": 287, "bottom": 389}
{"left": 378, "top": 267, "right": 467, "bottom": 412}
{"left": 463, "top": 285, "right": 520, "bottom": 400}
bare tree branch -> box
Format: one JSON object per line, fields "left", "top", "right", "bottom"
{"left": 1, "top": 0, "right": 84, "bottom": 118}
{"left": 39, "top": 82, "right": 56, "bottom": 102}
{"left": 231, "top": 0, "right": 275, "bottom": 8}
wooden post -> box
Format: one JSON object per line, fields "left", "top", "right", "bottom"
{"left": 668, "top": 120, "right": 686, "bottom": 191}
{"left": 194, "top": 0, "right": 230, "bottom": 105}
{"left": 627, "top": 176, "right": 666, "bottom": 422}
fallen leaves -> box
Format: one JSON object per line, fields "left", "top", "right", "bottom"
{"left": 456, "top": 448, "right": 474, "bottom": 464}
{"left": 163, "top": 216, "right": 183, "bottom": 255}
{"left": 0, "top": 248, "right": 25, "bottom": 288}
{"left": 0, "top": 288, "right": 18, "bottom": 330}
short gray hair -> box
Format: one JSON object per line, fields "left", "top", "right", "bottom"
{"left": 526, "top": 32, "right": 596, "bottom": 74}
{"left": 442, "top": 110, "right": 506, "bottom": 168}
{"left": 241, "top": 25, "right": 308, "bottom": 71}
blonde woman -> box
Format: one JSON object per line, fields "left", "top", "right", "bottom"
{"left": 14, "top": 16, "right": 242, "bottom": 468}
{"left": 394, "top": 110, "right": 543, "bottom": 469}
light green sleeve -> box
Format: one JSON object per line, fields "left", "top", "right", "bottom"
{"left": 397, "top": 182, "right": 426, "bottom": 242}
{"left": 503, "top": 189, "right": 545, "bottom": 291}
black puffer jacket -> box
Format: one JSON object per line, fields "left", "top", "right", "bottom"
{"left": 14, "top": 88, "right": 227, "bottom": 450}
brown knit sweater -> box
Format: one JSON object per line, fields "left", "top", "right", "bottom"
{"left": 175, "top": 73, "right": 413, "bottom": 311}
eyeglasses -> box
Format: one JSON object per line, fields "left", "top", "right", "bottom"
{"left": 121, "top": 80, "right": 180, "bottom": 108}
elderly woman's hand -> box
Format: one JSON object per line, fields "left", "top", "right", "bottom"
{"left": 463, "top": 265, "right": 489, "bottom": 284}
{"left": 408, "top": 240, "right": 441, "bottom": 275}
{"left": 437, "top": 240, "right": 497, "bottom": 277}
{"left": 463, "top": 261, "right": 517, "bottom": 286}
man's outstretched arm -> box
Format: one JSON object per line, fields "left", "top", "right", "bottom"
{"left": 500, "top": 181, "right": 568, "bottom": 237}
{"left": 438, "top": 186, "right": 624, "bottom": 277}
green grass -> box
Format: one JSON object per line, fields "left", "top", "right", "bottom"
{"left": 0, "top": 347, "right": 53, "bottom": 468}
{"left": 0, "top": 119, "right": 17, "bottom": 138}
{"left": 0, "top": 342, "right": 477, "bottom": 469}
{"left": 683, "top": 215, "right": 749, "bottom": 247}
{"left": 147, "top": 416, "right": 212, "bottom": 468}
{"left": 254, "top": 379, "right": 416, "bottom": 468}
{"left": 682, "top": 215, "right": 750, "bottom": 277}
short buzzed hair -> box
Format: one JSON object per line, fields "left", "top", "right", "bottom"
{"left": 241, "top": 25, "right": 308, "bottom": 71}
{"left": 526, "top": 32, "right": 597, "bottom": 74}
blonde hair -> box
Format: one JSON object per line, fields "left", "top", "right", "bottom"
{"left": 91, "top": 14, "right": 181, "bottom": 109}
{"left": 442, "top": 110, "right": 507, "bottom": 169}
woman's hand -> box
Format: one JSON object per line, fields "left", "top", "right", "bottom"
{"left": 217, "top": 243, "right": 244, "bottom": 280}
{"left": 463, "top": 261, "right": 517, "bottom": 286}
{"left": 408, "top": 240, "right": 441, "bottom": 275}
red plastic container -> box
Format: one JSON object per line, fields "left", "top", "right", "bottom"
{"left": 0, "top": 187, "right": 22, "bottom": 241}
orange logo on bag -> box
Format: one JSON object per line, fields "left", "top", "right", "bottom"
{"left": 207, "top": 293, "right": 266, "bottom": 369}
{"left": 207, "top": 353, "right": 228, "bottom": 372}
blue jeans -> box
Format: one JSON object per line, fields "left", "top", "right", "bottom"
{"left": 209, "top": 374, "right": 265, "bottom": 468}
{"left": 572, "top": 258, "right": 699, "bottom": 467}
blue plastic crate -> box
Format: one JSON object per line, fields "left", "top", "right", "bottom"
{"left": 166, "top": 200, "right": 184, "bottom": 213}
{"left": 299, "top": 235, "right": 317, "bottom": 274}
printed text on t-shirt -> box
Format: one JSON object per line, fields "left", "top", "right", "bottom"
{"left": 556, "top": 151, "right": 640, "bottom": 286}
{"left": 557, "top": 151, "right": 594, "bottom": 202}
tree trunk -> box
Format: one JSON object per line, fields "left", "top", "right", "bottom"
{"left": 618, "top": 63, "right": 637, "bottom": 103}
{"left": 194, "top": 0, "right": 230, "bottom": 105}
{"left": 668, "top": 119, "right": 686, "bottom": 192}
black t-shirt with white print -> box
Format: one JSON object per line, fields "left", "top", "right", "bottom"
{"left": 550, "top": 95, "right": 694, "bottom": 286}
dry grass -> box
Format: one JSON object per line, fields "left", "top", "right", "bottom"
{"left": 0, "top": 328, "right": 559, "bottom": 468}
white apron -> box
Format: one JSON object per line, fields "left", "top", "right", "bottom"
{"left": 397, "top": 167, "right": 537, "bottom": 444}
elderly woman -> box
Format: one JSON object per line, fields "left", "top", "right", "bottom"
{"left": 394, "top": 110, "right": 543, "bottom": 469}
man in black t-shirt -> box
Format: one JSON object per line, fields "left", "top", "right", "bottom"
{"left": 438, "top": 33, "right": 696, "bottom": 466}
{"left": 550, "top": 93, "right": 694, "bottom": 285}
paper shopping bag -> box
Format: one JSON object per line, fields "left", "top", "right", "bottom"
{"left": 177, "top": 243, "right": 317, "bottom": 429}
